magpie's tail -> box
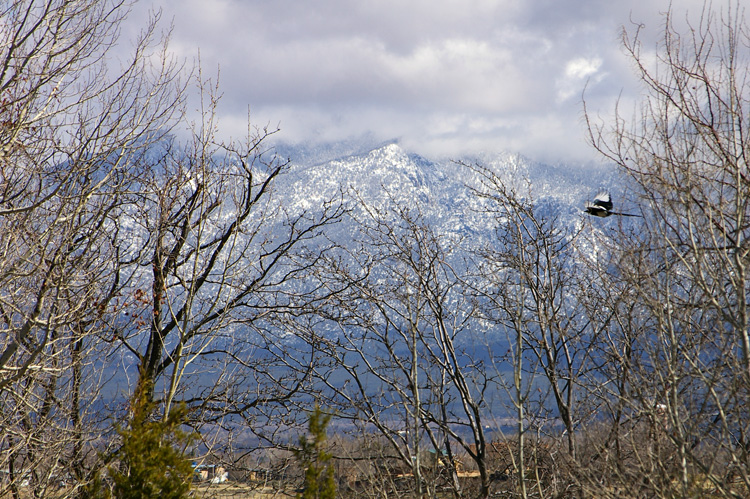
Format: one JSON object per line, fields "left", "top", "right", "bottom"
{"left": 612, "top": 212, "right": 641, "bottom": 217}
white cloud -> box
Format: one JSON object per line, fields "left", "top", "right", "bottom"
{"left": 556, "top": 57, "right": 605, "bottom": 103}
{"left": 565, "top": 57, "right": 603, "bottom": 80}
{"left": 126, "top": 0, "right": 727, "bottom": 163}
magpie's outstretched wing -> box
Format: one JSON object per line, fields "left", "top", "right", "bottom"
{"left": 592, "top": 191, "right": 613, "bottom": 211}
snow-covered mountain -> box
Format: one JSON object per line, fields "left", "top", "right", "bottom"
{"left": 102, "top": 139, "right": 629, "bottom": 404}
{"left": 275, "top": 140, "right": 621, "bottom": 249}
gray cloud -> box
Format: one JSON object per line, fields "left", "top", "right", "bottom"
{"left": 129, "top": 0, "right": 716, "bottom": 162}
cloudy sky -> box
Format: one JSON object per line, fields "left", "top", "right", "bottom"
{"left": 128, "top": 0, "right": 713, "bottom": 163}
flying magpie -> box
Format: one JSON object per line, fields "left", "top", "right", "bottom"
{"left": 584, "top": 192, "right": 639, "bottom": 217}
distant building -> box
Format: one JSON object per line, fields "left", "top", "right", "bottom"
{"left": 193, "top": 463, "right": 228, "bottom": 483}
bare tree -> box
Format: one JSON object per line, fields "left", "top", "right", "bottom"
{"left": 103, "top": 74, "right": 348, "bottom": 480}
{"left": 465, "top": 164, "right": 593, "bottom": 498}
{"left": 0, "top": 1, "right": 184, "bottom": 496}
{"left": 584, "top": 2, "right": 750, "bottom": 496}
{"left": 306, "top": 199, "right": 498, "bottom": 499}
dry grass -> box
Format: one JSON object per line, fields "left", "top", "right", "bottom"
{"left": 190, "top": 482, "right": 296, "bottom": 499}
